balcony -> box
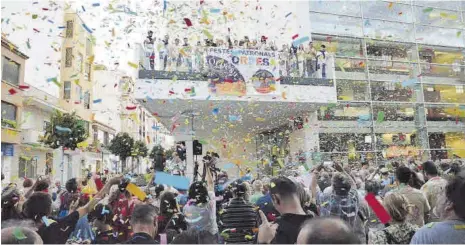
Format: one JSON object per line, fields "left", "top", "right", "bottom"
{"left": 136, "top": 43, "right": 335, "bottom": 87}
{"left": 135, "top": 43, "right": 338, "bottom": 104}
{"left": 21, "top": 129, "right": 43, "bottom": 144}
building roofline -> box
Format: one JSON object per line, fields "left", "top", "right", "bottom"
{"left": 92, "top": 120, "right": 116, "bottom": 134}
{"left": 1, "top": 37, "right": 29, "bottom": 59}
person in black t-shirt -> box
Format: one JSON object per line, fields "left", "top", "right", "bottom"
{"left": 22, "top": 176, "right": 121, "bottom": 244}
{"left": 125, "top": 204, "right": 159, "bottom": 244}
{"left": 257, "top": 176, "right": 312, "bottom": 244}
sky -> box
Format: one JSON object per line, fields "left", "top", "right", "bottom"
{"left": 2, "top": 0, "right": 311, "bottom": 97}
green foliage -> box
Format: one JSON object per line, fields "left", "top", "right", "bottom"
{"left": 41, "top": 111, "right": 88, "bottom": 150}
{"left": 164, "top": 147, "right": 175, "bottom": 160}
{"left": 132, "top": 140, "right": 148, "bottom": 158}
{"left": 108, "top": 132, "right": 134, "bottom": 161}
{"left": 149, "top": 145, "right": 165, "bottom": 160}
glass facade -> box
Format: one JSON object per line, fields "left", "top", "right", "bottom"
{"left": 310, "top": 0, "right": 465, "bottom": 163}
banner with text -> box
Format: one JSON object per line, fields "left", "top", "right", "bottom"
{"left": 206, "top": 48, "right": 280, "bottom": 96}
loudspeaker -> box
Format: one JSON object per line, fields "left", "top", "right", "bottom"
{"left": 193, "top": 140, "right": 203, "bottom": 155}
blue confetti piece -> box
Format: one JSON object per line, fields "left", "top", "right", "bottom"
{"left": 401, "top": 78, "right": 417, "bottom": 88}
{"left": 212, "top": 108, "right": 219, "bottom": 115}
{"left": 210, "top": 8, "right": 221, "bottom": 13}
{"left": 228, "top": 115, "right": 240, "bottom": 122}
{"left": 152, "top": 125, "right": 160, "bottom": 130}
{"left": 92, "top": 3, "right": 100, "bottom": 7}
{"left": 154, "top": 171, "right": 190, "bottom": 190}
{"left": 206, "top": 95, "right": 211, "bottom": 100}
{"left": 47, "top": 20, "right": 54, "bottom": 24}
{"left": 93, "top": 99, "right": 102, "bottom": 103}
{"left": 58, "top": 26, "right": 66, "bottom": 29}
{"left": 42, "top": 216, "right": 50, "bottom": 226}
{"left": 81, "top": 5, "right": 85, "bottom": 11}
{"left": 358, "top": 114, "right": 371, "bottom": 121}
{"left": 292, "top": 36, "right": 310, "bottom": 47}
{"left": 82, "top": 24, "right": 92, "bottom": 34}
{"left": 55, "top": 125, "right": 72, "bottom": 133}
{"left": 223, "top": 163, "right": 235, "bottom": 169}
{"left": 101, "top": 207, "right": 110, "bottom": 215}
{"left": 285, "top": 12, "right": 292, "bottom": 18}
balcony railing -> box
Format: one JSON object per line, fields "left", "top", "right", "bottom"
{"left": 136, "top": 43, "right": 335, "bottom": 87}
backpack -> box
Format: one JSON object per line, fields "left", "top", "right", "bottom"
{"left": 383, "top": 227, "right": 416, "bottom": 244}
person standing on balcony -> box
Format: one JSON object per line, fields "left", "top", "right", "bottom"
{"left": 182, "top": 37, "right": 192, "bottom": 72}
{"left": 161, "top": 35, "right": 169, "bottom": 71}
{"left": 297, "top": 44, "right": 305, "bottom": 77}
{"left": 144, "top": 31, "right": 155, "bottom": 70}
{"left": 280, "top": 44, "right": 290, "bottom": 77}
{"left": 170, "top": 38, "right": 181, "bottom": 71}
{"left": 259, "top": 36, "right": 268, "bottom": 50}
{"left": 305, "top": 41, "right": 317, "bottom": 78}
{"left": 193, "top": 41, "right": 204, "bottom": 72}
{"left": 289, "top": 43, "right": 299, "bottom": 77}
{"left": 316, "top": 44, "right": 328, "bottom": 79}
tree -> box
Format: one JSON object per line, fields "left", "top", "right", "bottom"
{"left": 132, "top": 140, "right": 148, "bottom": 172}
{"left": 149, "top": 145, "right": 165, "bottom": 171}
{"left": 41, "top": 111, "right": 88, "bottom": 183}
{"left": 108, "top": 132, "right": 134, "bottom": 173}
{"left": 42, "top": 111, "right": 88, "bottom": 150}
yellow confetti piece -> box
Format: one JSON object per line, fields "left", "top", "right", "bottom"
{"left": 255, "top": 117, "right": 266, "bottom": 122}
{"left": 454, "top": 224, "right": 465, "bottom": 229}
{"left": 281, "top": 91, "right": 287, "bottom": 99}
{"left": 77, "top": 141, "right": 89, "bottom": 148}
{"left": 87, "top": 55, "right": 94, "bottom": 64}
{"left": 270, "top": 182, "right": 276, "bottom": 188}
{"left": 128, "top": 61, "right": 138, "bottom": 69}
{"left": 203, "top": 29, "right": 213, "bottom": 40}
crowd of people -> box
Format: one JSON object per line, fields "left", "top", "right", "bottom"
{"left": 142, "top": 32, "right": 331, "bottom": 79}
{"left": 1, "top": 155, "right": 464, "bottom": 244}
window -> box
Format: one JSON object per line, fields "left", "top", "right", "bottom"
{"left": 65, "top": 48, "right": 73, "bottom": 67}
{"left": 2, "top": 56, "right": 20, "bottom": 85}
{"left": 93, "top": 128, "right": 98, "bottom": 143}
{"left": 1, "top": 101, "right": 17, "bottom": 128}
{"left": 85, "top": 62, "right": 91, "bottom": 80}
{"left": 43, "top": 121, "right": 51, "bottom": 131}
{"left": 66, "top": 20, "right": 74, "bottom": 38}
{"left": 76, "top": 85, "right": 82, "bottom": 103}
{"left": 19, "top": 157, "right": 37, "bottom": 178}
{"left": 77, "top": 53, "right": 83, "bottom": 73}
{"left": 104, "top": 132, "right": 109, "bottom": 145}
{"left": 310, "top": 13, "right": 363, "bottom": 37}
{"left": 84, "top": 91, "right": 90, "bottom": 109}
{"left": 63, "top": 81, "right": 71, "bottom": 100}
{"left": 86, "top": 38, "right": 92, "bottom": 56}
{"left": 362, "top": 1, "right": 413, "bottom": 23}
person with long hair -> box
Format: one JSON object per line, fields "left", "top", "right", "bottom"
{"left": 183, "top": 168, "right": 218, "bottom": 242}
{"left": 88, "top": 204, "right": 119, "bottom": 244}
{"left": 368, "top": 193, "right": 419, "bottom": 244}
{"left": 390, "top": 166, "right": 430, "bottom": 227}
{"left": 1, "top": 184, "right": 22, "bottom": 222}
{"left": 157, "top": 191, "right": 187, "bottom": 239}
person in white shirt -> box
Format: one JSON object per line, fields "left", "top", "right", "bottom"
{"left": 143, "top": 31, "right": 155, "bottom": 70}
